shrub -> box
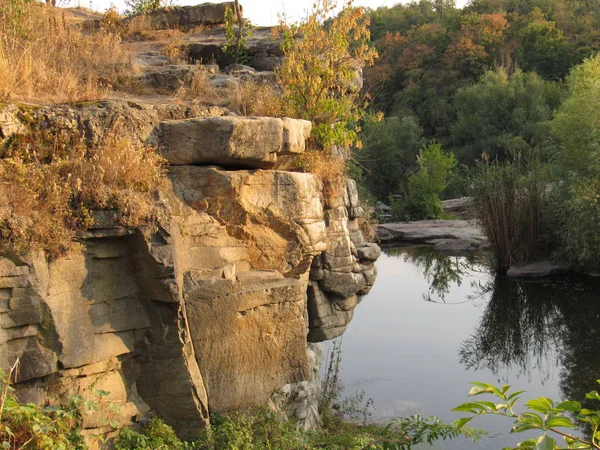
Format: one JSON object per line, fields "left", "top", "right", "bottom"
{"left": 471, "top": 159, "right": 547, "bottom": 272}
{"left": 392, "top": 141, "right": 457, "bottom": 221}
{"left": 0, "top": 130, "right": 166, "bottom": 258}
{"left": 454, "top": 381, "right": 600, "bottom": 449}
{"left": 115, "top": 418, "right": 188, "bottom": 450}
{"left": 547, "top": 55, "right": 600, "bottom": 270}
{"left": 222, "top": 2, "right": 251, "bottom": 65}
{"left": 277, "top": 0, "right": 378, "bottom": 150}
{"left": 0, "top": 0, "right": 127, "bottom": 103}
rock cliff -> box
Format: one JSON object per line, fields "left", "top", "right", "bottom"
{"left": 0, "top": 100, "right": 379, "bottom": 444}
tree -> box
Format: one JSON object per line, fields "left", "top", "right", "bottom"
{"left": 357, "top": 115, "right": 425, "bottom": 200}
{"left": 548, "top": 54, "right": 600, "bottom": 269}
{"left": 277, "top": 0, "right": 378, "bottom": 150}
{"left": 450, "top": 69, "right": 561, "bottom": 163}
{"left": 392, "top": 140, "right": 457, "bottom": 220}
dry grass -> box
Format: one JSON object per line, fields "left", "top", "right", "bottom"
{"left": 120, "top": 14, "right": 185, "bottom": 41}
{"left": 0, "top": 0, "right": 128, "bottom": 103}
{"left": 0, "top": 130, "right": 166, "bottom": 258}
{"left": 296, "top": 149, "right": 348, "bottom": 204}
{"left": 175, "top": 71, "right": 224, "bottom": 104}
{"left": 228, "top": 80, "right": 286, "bottom": 117}
{"left": 161, "top": 40, "right": 186, "bottom": 63}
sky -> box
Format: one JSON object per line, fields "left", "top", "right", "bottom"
{"left": 71, "top": 0, "right": 468, "bottom": 26}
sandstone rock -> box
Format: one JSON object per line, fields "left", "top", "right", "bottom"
{"left": 271, "top": 343, "right": 323, "bottom": 431}
{"left": 355, "top": 243, "right": 381, "bottom": 262}
{"left": 159, "top": 116, "right": 311, "bottom": 168}
{"left": 442, "top": 197, "right": 474, "bottom": 219}
{"left": 320, "top": 271, "right": 365, "bottom": 298}
{"left": 134, "top": 2, "right": 238, "bottom": 31}
{"left": 306, "top": 282, "right": 354, "bottom": 342}
{"left": 0, "top": 104, "right": 27, "bottom": 144}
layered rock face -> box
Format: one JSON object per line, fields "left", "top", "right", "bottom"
{"left": 0, "top": 101, "right": 379, "bottom": 443}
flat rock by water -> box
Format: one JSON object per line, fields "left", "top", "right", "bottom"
{"left": 376, "top": 220, "right": 486, "bottom": 251}
{"left": 506, "top": 260, "right": 571, "bottom": 278}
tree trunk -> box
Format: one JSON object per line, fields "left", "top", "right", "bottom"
{"left": 234, "top": 0, "right": 244, "bottom": 63}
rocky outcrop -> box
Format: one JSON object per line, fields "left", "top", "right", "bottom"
{"left": 131, "top": 2, "right": 238, "bottom": 31}
{"left": 307, "top": 180, "right": 379, "bottom": 342}
{"left": 0, "top": 100, "right": 379, "bottom": 444}
{"left": 377, "top": 220, "right": 487, "bottom": 252}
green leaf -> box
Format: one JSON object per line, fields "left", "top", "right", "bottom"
{"left": 556, "top": 401, "right": 581, "bottom": 413}
{"left": 546, "top": 417, "right": 577, "bottom": 429}
{"left": 585, "top": 390, "right": 600, "bottom": 401}
{"left": 469, "top": 386, "right": 490, "bottom": 396}
{"left": 516, "top": 439, "right": 538, "bottom": 448}
{"left": 526, "top": 397, "right": 554, "bottom": 414}
{"left": 454, "top": 417, "right": 473, "bottom": 429}
{"left": 452, "top": 402, "right": 486, "bottom": 414}
{"left": 508, "top": 390, "right": 526, "bottom": 401}
{"left": 535, "top": 435, "right": 557, "bottom": 450}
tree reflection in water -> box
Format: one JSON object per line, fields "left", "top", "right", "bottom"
{"left": 383, "top": 246, "right": 488, "bottom": 302}
{"left": 460, "top": 277, "right": 564, "bottom": 382}
{"left": 383, "top": 245, "right": 600, "bottom": 416}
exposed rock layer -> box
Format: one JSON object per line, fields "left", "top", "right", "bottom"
{"left": 0, "top": 100, "right": 379, "bottom": 444}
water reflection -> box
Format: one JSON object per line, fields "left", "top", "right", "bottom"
{"left": 383, "top": 245, "right": 600, "bottom": 408}
{"left": 384, "top": 246, "right": 487, "bottom": 302}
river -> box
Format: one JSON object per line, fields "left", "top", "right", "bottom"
{"left": 329, "top": 246, "right": 600, "bottom": 449}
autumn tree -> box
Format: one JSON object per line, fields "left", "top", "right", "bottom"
{"left": 277, "top": 0, "right": 378, "bottom": 150}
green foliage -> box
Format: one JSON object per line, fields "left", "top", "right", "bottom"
{"left": 124, "top": 0, "right": 168, "bottom": 16}
{"left": 453, "top": 380, "right": 600, "bottom": 449}
{"left": 115, "top": 418, "right": 191, "bottom": 450}
{"left": 547, "top": 55, "right": 600, "bottom": 270}
{"left": 392, "top": 140, "right": 457, "bottom": 221}
{"left": 356, "top": 114, "right": 425, "bottom": 201}
{"left": 0, "top": 364, "right": 116, "bottom": 450}
{"left": 277, "top": 0, "right": 378, "bottom": 149}
{"left": 222, "top": 4, "right": 252, "bottom": 65}
{"left": 450, "top": 69, "right": 561, "bottom": 163}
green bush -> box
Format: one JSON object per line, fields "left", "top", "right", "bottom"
{"left": 392, "top": 140, "right": 457, "bottom": 221}
{"left": 115, "top": 418, "right": 191, "bottom": 450}
{"left": 547, "top": 55, "right": 600, "bottom": 270}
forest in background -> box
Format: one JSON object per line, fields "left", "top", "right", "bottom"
{"left": 357, "top": 0, "right": 600, "bottom": 271}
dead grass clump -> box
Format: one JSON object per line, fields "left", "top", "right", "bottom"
{"left": 161, "top": 40, "right": 186, "bottom": 63}
{"left": 121, "top": 14, "right": 184, "bottom": 41}
{"left": 176, "top": 71, "right": 224, "bottom": 104}
{"left": 0, "top": 131, "right": 166, "bottom": 258}
{"left": 228, "top": 80, "right": 287, "bottom": 117}
{"left": 0, "top": 0, "right": 128, "bottom": 103}
{"left": 296, "top": 149, "right": 348, "bottom": 204}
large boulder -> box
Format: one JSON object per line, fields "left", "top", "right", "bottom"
{"left": 134, "top": 2, "right": 239, "bottom": 31}
{"left": 159, "top": 116, "right": 312, "bottom": 168}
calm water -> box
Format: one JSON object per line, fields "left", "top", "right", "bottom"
{"left": 329, "top": 246, "right": 600, "bottom": 449}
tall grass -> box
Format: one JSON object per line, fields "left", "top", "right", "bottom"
{"left": 0, "top": 0, "right": 127, "bottom": 102}
{"left": 472, "top": 161, "right": 547, "bottom": 272}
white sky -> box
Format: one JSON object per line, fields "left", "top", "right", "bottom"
{"left": 70, "top": 0, "right": 468, "bottom": 26}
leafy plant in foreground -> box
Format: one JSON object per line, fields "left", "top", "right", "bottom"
{"left": 453, "top": 380, "right": 600, "bottom": 449}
